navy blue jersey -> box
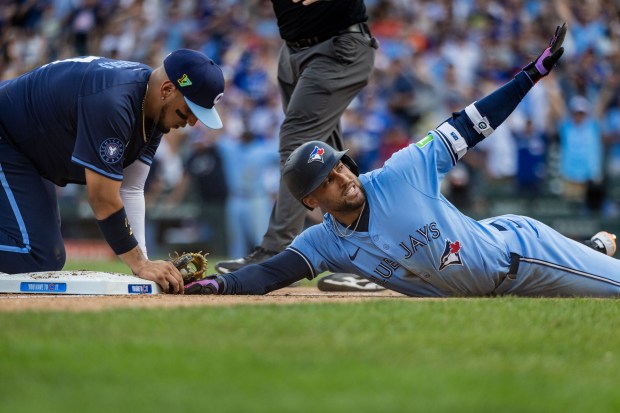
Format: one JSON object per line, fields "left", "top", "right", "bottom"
{"left": 0, "top": 56, "right": 162, "bottom": 186}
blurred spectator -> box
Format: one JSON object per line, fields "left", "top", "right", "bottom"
{"left": 145, "top": 129, "right": 188, "bottom": 211}
{"left": 218, "top": 130, "right": 279, "bottom": 258}
{"left": 442, "top": 163, "right": 473, "bottom": 211}
{"left": 181, "top": 131, "right": 230, "bottom": 256}
{"left": 600, "top": 69, "right": 620, "bottom": 177}
{"left": 385, "top": 57, "right": 424, "bottom": 133}
{"left": 513, "top": 117, "right": 547, "bottom": 196}
{"left": 375, "top": 124, "right": 410, "bottom": 167}
{"left": 558, "top": 95, "right": 603, "bottom": 204}
{"left": 67, "top": 0, "right": 100, "bottom": 55}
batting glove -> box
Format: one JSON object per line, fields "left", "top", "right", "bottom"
{"left": 185, "top": 277, "right": 220, "bottom": 295}
{"left": 523, "top": 22, "right": 567, "bottom": 83}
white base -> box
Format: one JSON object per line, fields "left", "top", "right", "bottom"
{"left": 0, "top": 271, "right": 162, "bottom": 295}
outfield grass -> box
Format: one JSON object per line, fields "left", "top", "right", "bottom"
{"left": 2, "top": 298, "right": 620, "bottom": 413}
{"left": 63, "top": 256, "right": 251, "bottom": 276}
{"left": 63, "top": 259, "right": 132, "bottom": 274}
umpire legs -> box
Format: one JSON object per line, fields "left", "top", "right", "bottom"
{"left": 0, "top": 138, "right": 65, "bottom": 273}
{"left": 260, "top": 34, "right": 376, "bottom": 252}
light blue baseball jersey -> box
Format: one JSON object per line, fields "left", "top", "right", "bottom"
{"left": 289, "top": 123, "right": 620, "bottom": 297}
{"left": 217, "top": 72, "right": 620, "bottom": 297}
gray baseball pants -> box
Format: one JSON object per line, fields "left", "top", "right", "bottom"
{"left": 261, "top": 31, "right": 377, "bottom": 252}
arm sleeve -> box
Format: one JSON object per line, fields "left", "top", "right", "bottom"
{"left": 218, "top": 249, "right": 314, "bottom": 295}
{"left": 443, "top": 71, "right": 533, "bottom": 149}
{"left": 120, "top": 161, "right": 150, "bottom": 257}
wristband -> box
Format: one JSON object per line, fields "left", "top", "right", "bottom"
{"left": 96, "top": 207, "right": 139, "bottom": 255}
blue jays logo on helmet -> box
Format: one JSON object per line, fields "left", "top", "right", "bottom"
{"left": 284, "top": 140, "right": 360, "bottom": 211}
{"left": 308, "top": 146, "right": 325, "bottom": 163}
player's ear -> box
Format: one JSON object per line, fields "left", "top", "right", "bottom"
{"left": 302, "top": 195, "right": 319, "bottom": 210}
{"left": 161, "top": 80, "right": 176, "bottom": 100}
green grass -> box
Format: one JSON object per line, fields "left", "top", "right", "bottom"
{"left": 2, "top": 298, "right": 620, "bottom": 413}
{"left": 62, "top": 256, "right": 228, "bottom": 276}
{"left": 63, "top": 259, "right": 132, "bottom": 274}
{"left": 63, "top": 256, "right": 254, "bottom": 276}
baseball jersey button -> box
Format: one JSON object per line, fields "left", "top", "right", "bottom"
{"left": 373, "top": 236, "right": 379, "bottom": 241}
{"left": 383, "top": 244, "right": 389, "bottom": 250}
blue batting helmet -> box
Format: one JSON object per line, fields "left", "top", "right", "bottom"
{"left": 283, "top": 141, "right": 359, "bottom": 210}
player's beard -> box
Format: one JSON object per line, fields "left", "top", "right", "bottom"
{"left": 330, "top": 177, "right": 366, "bottom": 214}
{"left": 155, "top": 103, "right": 174, "bottom": 134}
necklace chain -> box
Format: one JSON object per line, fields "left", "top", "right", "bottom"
{"left": 333, "top": 202, "right": 366, "bottom": 238}
{"left": 141, "top": 84, "right": 149, "bottom": 143}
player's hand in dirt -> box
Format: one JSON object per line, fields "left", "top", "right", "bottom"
{"left": 185, "top": 277, "right": 220, "bottom": 295}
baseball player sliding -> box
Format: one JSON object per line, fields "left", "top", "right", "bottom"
{"left": 186, "top": 23, "right": 620, "bottom": 298}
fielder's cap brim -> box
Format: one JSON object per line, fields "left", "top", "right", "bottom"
{"left": 185, "top": 97, "right": 222, "bottom": 129}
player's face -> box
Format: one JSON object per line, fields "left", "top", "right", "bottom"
{"left": 156, "top": 93, "right": 198, "bottom": 133}
{"left": 305, "top": 161, "right": 365, "bottom": 214}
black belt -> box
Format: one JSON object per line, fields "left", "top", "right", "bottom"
{"left": 286, "top": 23, "right": 371, "bottom": 49}
{"left": 508, "top": 253, "right": 521, "bottom": 280}
{"left": 492, "top": 253, "right": 521, "bottom": 294}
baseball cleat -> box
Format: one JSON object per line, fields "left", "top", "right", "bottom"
{"left": 590, "top": 231, "right": 617, "bottom": 257}
{"left": 215, "top": 247, "right": 278, "bottom": 273}
{"left": 318, "top": 273, "right": 385, "bottom": 292}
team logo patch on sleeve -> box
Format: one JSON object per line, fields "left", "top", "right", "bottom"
{"left": 99, "top": 138, "right": 124, "bottom": 164}
{"left": 308, "top": 146, "right": 325, "bottom": 163}
{"left": 439, "top": 239, "right": 463, "bottom": 270}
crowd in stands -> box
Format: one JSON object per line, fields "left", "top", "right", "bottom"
{"left": 2, "top": 0, "right": 620, "bottom": 255}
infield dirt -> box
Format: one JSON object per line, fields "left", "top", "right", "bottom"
{"left": 0, "top": 287, "right": 408, "bottom": 312}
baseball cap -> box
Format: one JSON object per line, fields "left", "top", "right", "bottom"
{"left": 569, "top": 95, "right": 591, "bottom": 114}
{"left": 163, "top": 49, "right": 225, "bottom": 129}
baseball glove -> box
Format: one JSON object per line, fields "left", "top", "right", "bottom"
{"left": 169, "top": 251, "right": 209, "bottom": 284}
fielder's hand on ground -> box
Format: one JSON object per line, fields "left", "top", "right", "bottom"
{"left": 523, "top": 22, "right": 566, "bottom": 83}
{"left": 134, "top": 260, "right": 184, "bottom": 294}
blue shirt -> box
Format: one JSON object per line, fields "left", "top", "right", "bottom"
{"left": 558, "top": 116, "right": 602, "bottom": 182}
{"left": 0, "top": 56, "right": 162, "bottom": 186}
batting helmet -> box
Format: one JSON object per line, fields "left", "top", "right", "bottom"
{"left": 283, "top": 141, "right": 360, "bottom": 210}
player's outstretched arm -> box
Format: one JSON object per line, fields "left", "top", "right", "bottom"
{"left": 439, "top": 23, "right": 567, "bottom": 150}
{"left": 185, "top": 250, "right": 311, "bottom": 295}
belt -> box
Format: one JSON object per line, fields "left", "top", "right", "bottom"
{"left": 286, "top": 22, "right": 371, "bottom": 49}
{"left": 492, "top": 253, "right": 521, "bottom": 294}
{"left": 507, "top": 253, "right": 521, "bottom": 280}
